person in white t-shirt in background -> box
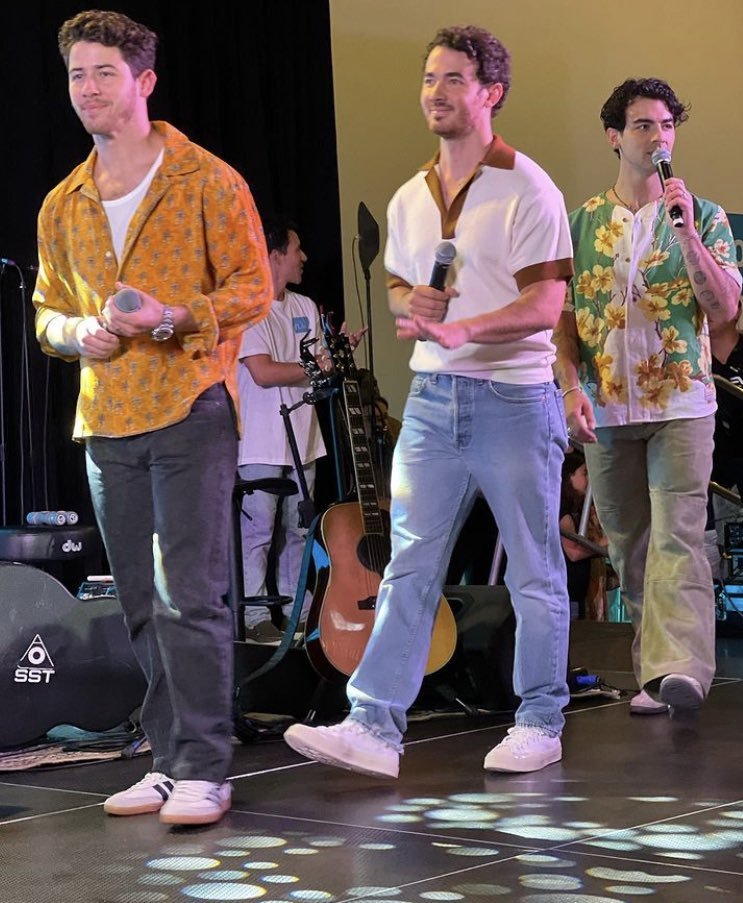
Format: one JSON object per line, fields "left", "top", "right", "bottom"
{"left": 237, "top": 217, "right": 329, "bottom": 644}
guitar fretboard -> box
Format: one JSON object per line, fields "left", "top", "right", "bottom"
{"left": 343, "top": 379, "right": 384, "bottom": 537}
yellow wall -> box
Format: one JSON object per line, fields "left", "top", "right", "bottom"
{"left": 330, "top": 0, "right": 743, "bottom": 415}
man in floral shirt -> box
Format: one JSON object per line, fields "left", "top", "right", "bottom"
{"left": 554, "top": 77, "right": 741, "bottom": 717}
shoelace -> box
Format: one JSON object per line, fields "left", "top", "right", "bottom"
{"left": 135, "top": 771, "right": 170, "bottom": 787}
{"left": 502, "top": 727, "right": 549, "bottom": 751}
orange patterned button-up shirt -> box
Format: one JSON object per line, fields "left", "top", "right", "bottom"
{"left": 33, "top": 121, "right": 272, "bottom": 439}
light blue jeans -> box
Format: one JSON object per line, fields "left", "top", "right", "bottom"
{"left": 583, "top": 416, "right": 716, "bottom": 692}
{"left": 347, "top": 374, "right": 571, "bottom": 750}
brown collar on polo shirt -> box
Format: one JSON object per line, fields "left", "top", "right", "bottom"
{"left": 421, "top": 135, "right": 516, "bottom": 239}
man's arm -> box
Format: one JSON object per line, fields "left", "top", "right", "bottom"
{"left": 552, "top": 307, "right": 596, "bottom": 443}
{"left": 407, "top": 277, "right": 566, "bottom": 347}
{"left": 664, "top": 178, "right": 741, "bottom": 325}
{"left": 34, "top": 215, "right": 121, "bottom": 361}
{"left": 243, "top": 354, "right": 310, "bottom": 389}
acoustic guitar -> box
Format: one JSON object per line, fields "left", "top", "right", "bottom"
{"left": 304, "top": 334, "right": 457, "bottom": 681}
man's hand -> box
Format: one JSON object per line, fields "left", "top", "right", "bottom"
{"left": 340, "top": 321, "right": 369, "bottom": 352}
{"left": 406, "top": 284, "right": 458, "bottom": 321}
{"left": 102, "top": 281, "right": 165, "bottom": 336}
{"left": 662, "top": 176, "right": 696, "bottom": 236}
{"left": 74, "top": 316, "right": 121, "bottom": 359}
{"left": 564, "top": 390, "right": 597, "bottom": 444}
{"left": 397, "top": 315, "right": 471, "bottom": 349}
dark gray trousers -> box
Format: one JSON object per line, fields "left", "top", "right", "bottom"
{"left": 86, "top": 384, "right": 237, "bottom": 782}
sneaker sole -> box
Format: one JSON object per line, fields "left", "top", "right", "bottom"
{"left": 659, "top": 677, "right": 704, "bottom": 711}
{"left": 159, "top": 803, "right": 230, "bottom": 826}
{"left": 483, "top": 749, "right": 562, "bottom": 773}
{"left": 629, "top": 701, "right": 669, "bottom": 716}
{"left": 284, "top": 730, "right": 399, "bottom": 779}
{"left": 103, "top": 800, "right": 166, "bottom": 816}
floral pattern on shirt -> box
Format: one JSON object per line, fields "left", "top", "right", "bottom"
{"left": 568, "top": 192, "right": 741, "bottom": 426}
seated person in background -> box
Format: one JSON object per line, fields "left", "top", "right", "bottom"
{"left": 559, "top": 449, "right": 609, "bottom": 620}
{"left": 237, "top": 217, "right": 329, "bottom": 644}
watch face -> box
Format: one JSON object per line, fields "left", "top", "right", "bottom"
{"left": 152, "top": 325, "right": 174, "bottom": 340}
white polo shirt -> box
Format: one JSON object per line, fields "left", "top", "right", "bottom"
{"left": 385, "top": 135, "right": 574, "bottom": 384}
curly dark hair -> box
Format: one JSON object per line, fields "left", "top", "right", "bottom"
{"left": 600, "top": 77, "right": 690, "bottom": 133}
{"left": 58, "top": 10, "right": 157, "bottom": 77}
{"left": 424, "top": 25, "right": 511, "bottom": 115}
{"left": 262, "top": 215, "right": 300, "bottom": 255}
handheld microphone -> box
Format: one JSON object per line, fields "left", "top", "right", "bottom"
{"left": 112, "top": 287, "right": 142, "bottom": 312}
{"left": 651, "top": 148, "right": 684, "bottom": 228}
{"left": 429, "top": 241, "right": 456, "bottom": 291}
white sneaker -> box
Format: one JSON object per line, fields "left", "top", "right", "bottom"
{"left": 103, "top": 772, "right": 174, "bottom": 816}
{"left": 484, "top": 726, "right": 562, "bottom": 773}
{"left": 159, "top": 780, "right": 232, "bottom": 826}
{"left": 283, "top": 719, "right": 400, "bottom": 778}
{"left": 659, "top": 673, "right": 705, "bottom": 712}
{"left": 629, "top": 689, "right": 669, "bottom": 715}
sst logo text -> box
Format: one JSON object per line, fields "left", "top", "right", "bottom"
{"left": 14, "top": 666, "right": 55, "bottom": 683}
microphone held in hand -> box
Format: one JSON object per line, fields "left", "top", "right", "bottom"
{"left": 112, "top": 287, "right": 142, "bottom": 312}
{"left": 429, "top": 241, "right": 456, "bottom": 291}
{"left": 651, "top": 148, "right": 684, "bottom": 228}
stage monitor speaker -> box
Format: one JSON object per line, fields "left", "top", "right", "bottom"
{"left": 0, "top": 562, "right": 145, "bottom": 749}
{"left": 417, "top": 584, "right": 518, "bottom": 712}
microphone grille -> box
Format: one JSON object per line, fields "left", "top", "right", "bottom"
{"left": 113, "top": 288, "right": 142, "bottom": 312}
{"left": 651, "top": 147, "right": 672, "bottom": 167}
{"left": 434, "top": 241, "right": 456, "bottom": 265}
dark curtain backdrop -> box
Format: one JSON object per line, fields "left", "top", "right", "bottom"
{"left": 0, "top": 1, "right": 342, "bottom": 528}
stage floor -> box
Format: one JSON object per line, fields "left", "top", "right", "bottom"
{"left": 2, "top": 623, "right": 743, "bottom": 903}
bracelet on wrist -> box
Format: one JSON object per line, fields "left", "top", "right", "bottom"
{"left": 561, "top": 385, "right": 582, "bottom": 399}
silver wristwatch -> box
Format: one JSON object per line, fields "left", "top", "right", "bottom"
{"left": 151, "top": 306, "right": 175, "bottom": 342}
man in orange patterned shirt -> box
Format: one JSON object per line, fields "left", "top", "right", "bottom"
{"left": 33, "top": 10, "right": 272, "bottom": 826}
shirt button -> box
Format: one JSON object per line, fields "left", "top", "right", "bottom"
{"left": 105, "top": 251, "right": 113, "bottom": 260}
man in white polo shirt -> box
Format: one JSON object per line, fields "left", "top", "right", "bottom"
{"left": 284, "top": 24, "right": 574, "bottom": 777}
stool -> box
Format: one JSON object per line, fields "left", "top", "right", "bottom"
{"left": 228, "top": 476, "right": 299, "bottom": 640}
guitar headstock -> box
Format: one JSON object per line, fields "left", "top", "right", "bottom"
{"left": 322, "top": 315, "right": 358, "bottom": 382}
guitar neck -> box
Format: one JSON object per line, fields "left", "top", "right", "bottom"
{"left": 342, "top": 379, "right": 384, "bottom": 536}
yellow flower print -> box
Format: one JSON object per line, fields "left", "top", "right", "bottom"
{"left": 600, "top": 372, "right": 627, "bottom": 404}
{"left": 636, "top": 355, "right": 663, "bottom": 388}
{"left": 590, "top": 264, "right": 614, "bottom": 294}
{"left": 604, "top": 303, "right": 625, "bottom": 330}
{"left": 639, "top": 249, "right": 670, "bottom": 269}
{"left": 594, "top": 351, "right": 613, "bottom": 378}
{"left": 666, "top": 360, "right": 693, "bottom": 391}
{"left": 638, "top": 375, "right": 674, "bottom": 410}
{"left": 671, "top": 285, "right": 694, "bottom": 307}
{"left": 576, "top": 309, "right": 604, "bottom": 348}
{"left": 637, "top": 292, "right": 671, "bottom": 322}
{"left": 660, "top": 326, "right": 688, "bottom": 354}
{"left": 575, "top": 270, "right": 596, "bottom": 300}
{"left": 593, "top": 222, "right": 624, "bottom": 257}
{"left": 584, "top": 195, "right": 606, "bottom": 213}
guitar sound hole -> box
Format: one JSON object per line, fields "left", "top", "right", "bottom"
{"left": 357, "top": 534, "right": 391, "bottom": 576}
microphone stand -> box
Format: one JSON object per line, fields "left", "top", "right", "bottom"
{"left": 357, "top": 202, "right": 390, "bottom": 497}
